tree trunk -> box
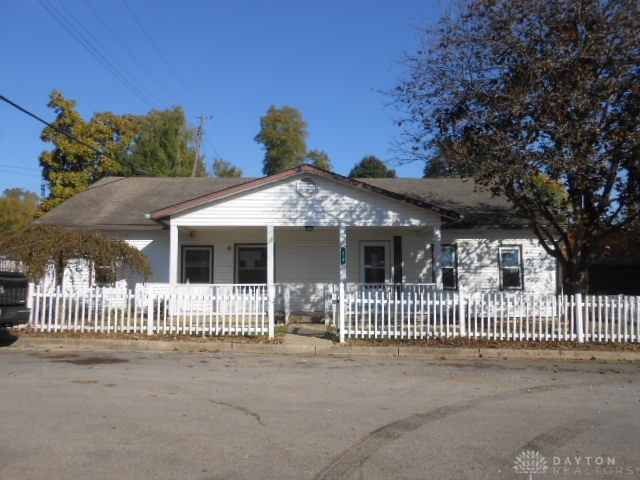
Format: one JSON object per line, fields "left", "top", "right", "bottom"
{"left": 55, "top": 257, "right": 65, "bottom": 288}
{"left": 562, "top": 261, "right": 590, "bottom": 295}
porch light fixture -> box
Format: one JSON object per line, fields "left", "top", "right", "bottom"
{"left": 304, "top": 226, "right": 314, "bottom": 232}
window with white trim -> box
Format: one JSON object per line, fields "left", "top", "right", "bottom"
{"left": 441, "top": 244, "right": 458, "bottom": 290}
{"left": 499, "top": 246, "right": 523, "bottom": 290}
{"left": 182, "top": 246, "right": 213, "bottom": 284}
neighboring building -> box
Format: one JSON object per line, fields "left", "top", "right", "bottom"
{"left": 37, "top": 165, "right": 558, "bottom": 310}
{"left": 588, "top": 233, "right": 640, "bottom": 295}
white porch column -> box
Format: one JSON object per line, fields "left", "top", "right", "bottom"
{"left": 339, "top": 224, "right": 347, "bottom": 285}
{"left": 433, "top": 223, "right": 442, "bottom": 289}
{"left": 267, "top": 225, "right": 275, "bottom": 339}
{"left": 169, "top": 222, "right": 179, "bottom": 284}
{"left": 338, "top": 224, "right": 347, "bottom": 343}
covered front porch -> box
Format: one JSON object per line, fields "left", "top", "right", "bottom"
{"left": 165, "top": 224, "right": 445, "bottom": 314}
{"left": 148, "top": 166, "right": 451, "bottom": 337}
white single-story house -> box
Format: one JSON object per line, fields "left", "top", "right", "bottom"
{"left": 38, "top": 165, "right": 558, "bottom": 312}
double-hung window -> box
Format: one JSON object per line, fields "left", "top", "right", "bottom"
{"left": 182, "top": 246, "right": 213, "bottom": 284}
{"left": 499, "top": 246, "right": 523, "bottom": 290}
{"left": 441, "top": 245, "right": 458, "bottom": 290}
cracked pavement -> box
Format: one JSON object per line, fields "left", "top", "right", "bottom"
{"left": 1, "top": 349, "right": 639, "bottom": 479}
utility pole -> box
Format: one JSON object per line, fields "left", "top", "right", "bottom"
{"left": 191, "top": 115, "right": 210, "bottom": 177}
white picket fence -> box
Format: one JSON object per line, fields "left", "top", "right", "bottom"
{"left": 24, "top": 282, "right": 640, "bottom": 344}
{"left": 333, "top": 285, "right": 640, "bottom": 344}
{"left": 28, "top": 284, "right": 269, "bottom": 336}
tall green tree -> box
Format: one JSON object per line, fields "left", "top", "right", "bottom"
{"left": 0, "top": 188, "right": 39, "bottom": 238}
{"left": 393, "top": 0, "right": 640, "bottom": 293}
{"left": 212, "top": 158, "right": 243, "bottom": 177}
{"left": 305, "top": 149, "right": 333, "bottom": 171}
{"left": 39, "top": 91, "right": 210, "bottom": 212}
{"left": 349, "top": 155, "right": 396, "bottom": 178}
{"left": 422, "top": 146, "right": 464, "bottom": 178}
{"left": 128, "top": 107, "right": 205, "bottom": 177}
{"left": 39, "top": 90, "right": 136, "bottom": 212}
{"left": 255, "top": 106, "right": 308, "bottom": 175}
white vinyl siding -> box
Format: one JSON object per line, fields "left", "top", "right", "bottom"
{"left": 443, "top": 229, "right": 556, "bottom": 294}
{"left": 109, "top": 230, "right": 170, "bottom": 283}
{"left": 171, "top": 175, "right": 441, "bottom": 228}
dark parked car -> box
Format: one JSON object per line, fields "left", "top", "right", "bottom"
{"left": 0, "top": 271, "right": 30, "bottom": 327}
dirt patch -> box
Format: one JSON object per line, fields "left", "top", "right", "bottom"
{"left": 52, "top": 356, "right": 129, "bottom": 366}
{"left": 346, "top": 336, "right": 640, "bottom": 352}
{"left": 38, "top": 353, "right": 81, "bottom": 360}
{"left": 13, "top": 327, "right": 284, "bottom": 344}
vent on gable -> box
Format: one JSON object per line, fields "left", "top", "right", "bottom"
{"left": 296, "top": 177, "right": 317, "bottom": 198}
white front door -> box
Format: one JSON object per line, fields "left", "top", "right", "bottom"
{"left": 360, "top": 241, "right": 390, "bottom": 284}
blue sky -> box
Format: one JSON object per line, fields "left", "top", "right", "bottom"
{"left": 0, "top": 0, "right": 446, "bottom": 195}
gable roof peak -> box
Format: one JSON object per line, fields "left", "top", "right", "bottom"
{"left": 148, "top": 164, "right": 461, "bottom": 221}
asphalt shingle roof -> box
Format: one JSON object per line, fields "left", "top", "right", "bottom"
{"left": 38, "top": 175, "right": 527, "bottom": 229}
{"left": 360, "top": 178, "right": 528, "bottom": 226}
{"left": 39, "top": 177, "right": 255, "bottom": 228}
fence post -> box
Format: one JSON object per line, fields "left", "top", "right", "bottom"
{"left": 458, "top": 288, "right": 466, "bottom": 337}
{"left": 146, "top": 291, "right": 154, "bottom": 335}
{"left": 268, "top": 284, "right": 275, "bottom": 339}
{"left": 339, "top": 283, "right": 345, "bottom": 343}
{"left": 27, "top": 282, "right": 34, "bottom": 310}
{"left": 575, "top": 293, "right": 584, "bottom": 343}
{"left": 323, "top": 284, "right": 330, "bottom": 325}
{"left": 284, "top": 285, "right": 291, "bottom": 324}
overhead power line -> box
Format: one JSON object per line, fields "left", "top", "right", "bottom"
{"left": 0, "top": 168, "right": 41, "bottom": 178}
{"left": 120, "top": 0, "right": 207, "bottom": 110}
{"left": 38, "top": 0, "right": 161, "bottom": 109}
{"left": 204, "top": 133, "right": 220, "bottom": 159}
{"left": 82, "top": 0, "right": 178, "bottom": 108}
{"left": 0, "top": 163, "right": 40, "bottom": 172}
{"left": 0, "top": 93, "right": 152, "bottom": 177}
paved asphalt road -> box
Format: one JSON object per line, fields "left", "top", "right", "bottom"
{"left": 1, "top": 348, "right": 639, "bottom": 480}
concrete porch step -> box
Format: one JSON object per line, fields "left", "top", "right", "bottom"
{"left": 282, "top": 333, "right": 333, "bottom": 346}
{"left": 287, "top": 322, "right": 330, "bottom": 338}
{"left": 284, "top": 322, "right": 334, "bottom": 346}
{"left": 287, "top": 312, "right": 326, "bottom": 324}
